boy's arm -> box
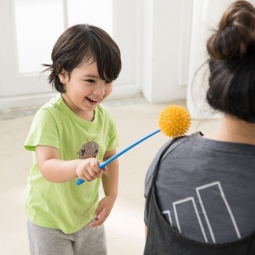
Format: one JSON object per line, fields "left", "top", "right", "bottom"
{"left": 101, "top": 149, "right": 119, "bottom": 199}
{"left": 36, "top": 145, "right": 104, "bottom": 183}
{"left": 89, "top": 149, "right": 119, "bottom": 227}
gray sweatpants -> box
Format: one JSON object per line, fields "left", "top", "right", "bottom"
{"left": 27, "top": 220, "right": 107, "bottom": 255}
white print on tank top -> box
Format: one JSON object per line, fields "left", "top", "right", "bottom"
{"left": 162, "top": 181, "right": 241, "bottom": 243}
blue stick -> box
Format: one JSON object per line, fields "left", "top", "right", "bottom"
{"left": 76, "top": 129, "right": 161, "bottom": 185}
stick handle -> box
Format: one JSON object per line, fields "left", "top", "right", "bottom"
{"left": 76, "top": 129, "right": 160, "bottom": 185}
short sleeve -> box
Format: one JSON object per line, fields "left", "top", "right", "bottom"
{"left": 97, "top": 104, "right": 119, "bottom": 152}
{"left": 106, "top": 119, "right": 119, "bottom": 151}
{"left": 24, "top": 109, "right": 59, "bottom": 151}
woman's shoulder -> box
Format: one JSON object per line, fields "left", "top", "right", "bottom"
{"left": 161, "top": 132, "right": 201, "bottom": 154}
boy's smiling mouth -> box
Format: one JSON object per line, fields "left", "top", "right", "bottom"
{"left": 86, "top": 97, "right": 100, "bottom": 103}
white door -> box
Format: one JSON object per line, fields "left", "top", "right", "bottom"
{"left": 0, "top": 0, "right": 63, "bottom": 111}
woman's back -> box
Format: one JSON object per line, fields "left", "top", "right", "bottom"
{"left": 145, "top": 132, "right": 255, "bottom": 243}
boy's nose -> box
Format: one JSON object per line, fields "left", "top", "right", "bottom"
{"left": 94, "top": 84, "right": 105, "bottom": 96}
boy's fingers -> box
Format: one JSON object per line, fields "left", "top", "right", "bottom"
{"left": 89, "top": 215, "right": 106, "bottom": 227}
{"left": 83, "top": 171, "right": 100, "bottom": 182}
{"left": 94, "top": 207, "right": 103, "bottom": 219}
{"left": 88, "top": 170, "right": 101, "bottom": 178}
{"left": 101, "top": 167, "right": 108, "bottom": 173}
{"left": 89, "top": 208, "right": 107, "bottom": 227}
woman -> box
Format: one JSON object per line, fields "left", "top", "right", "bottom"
{"left": 144, "top": 1, "right": 255, "bottom": 254}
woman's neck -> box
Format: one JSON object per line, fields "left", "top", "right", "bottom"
{"left": 204, "top": 115, "right": 255, "bottom": 145}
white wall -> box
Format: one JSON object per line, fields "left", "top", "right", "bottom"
{"left": 110, "top": 0, "right": 141, "bottom": 99}
{"left": 140, "top": 0, "right": 189, "bottom": 103}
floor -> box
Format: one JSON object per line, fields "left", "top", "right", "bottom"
{"left": 0, "top": 96, "right": 222, "bottom": 255}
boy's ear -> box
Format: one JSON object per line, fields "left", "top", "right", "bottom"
{"left": 58, "top": 69, "right": 67, "bottom": 84}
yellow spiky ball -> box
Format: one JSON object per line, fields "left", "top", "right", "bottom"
{"left": 158, "top": 105, "right": 191, "bottom": 138}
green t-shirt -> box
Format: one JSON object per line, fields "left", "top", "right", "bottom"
{"left": 24, "top": 94, "right": 119, "bottom": 234}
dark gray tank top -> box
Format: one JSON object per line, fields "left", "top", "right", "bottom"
{"left": 145, "top": 132, "right": 255, "bottom": 243}
{"left": 144, "top": 137, "right": 255, "bottom": 255}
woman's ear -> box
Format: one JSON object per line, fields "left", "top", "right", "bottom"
{"left": 58, "top": 69, "right": 67, "bottom": 84}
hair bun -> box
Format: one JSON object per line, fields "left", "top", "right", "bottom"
{"left": 207, "top": 1, "right": 255, "bottom": 60}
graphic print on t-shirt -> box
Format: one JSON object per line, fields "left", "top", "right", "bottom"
{"left": 77, "top": 139, "right": 99, "bottom": 159}
{"left": 162, "top": 181, "right": 241, "bottom": 243}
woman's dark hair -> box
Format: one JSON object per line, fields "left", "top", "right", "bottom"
{"left": 206, "top": 1, "right": 255, "bottom": 122}
{"left": 43, "top": 24, "right": 121, "bottom": 93}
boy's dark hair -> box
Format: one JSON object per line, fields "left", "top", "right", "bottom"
{"left": 43, "top": 24, "right": 121, "bottom": 93}
{"left": 206, "top": 1, "right": 255, "bottom": 122}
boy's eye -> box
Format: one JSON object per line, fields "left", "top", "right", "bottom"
{"left": 85, "top": 79, "right": 95, "bottom": 83}
{"left": 105, "top": 80, "right": 113, "bottom": 84}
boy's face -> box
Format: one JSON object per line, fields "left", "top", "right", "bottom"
{"left": 59, "top": 60, "right": 113, "bottom": 120}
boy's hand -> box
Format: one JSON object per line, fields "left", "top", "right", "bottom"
{"left": 89, "top": 196, "right": 116, "bottom": 227}
{"left": 76, "top": 158, "right": 107, "bottom": 182}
